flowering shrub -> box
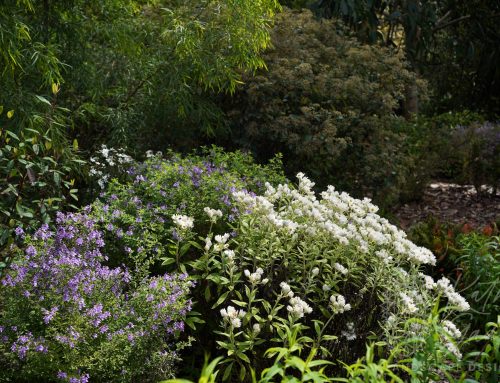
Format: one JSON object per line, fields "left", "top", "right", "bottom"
{"left": 88, "top": 147, "right": 287, "bottom": 274}
{"left": 162, "top": 173, "right": 471, "bottom": 380}
{"left": 89, "top": 145, "right": 135, "bottom": 190}
{"left": 0, "top": 212, "right": 192, "bottom": 382}
{"left": 409, "top": 219, "right": 499, "bottom": 332}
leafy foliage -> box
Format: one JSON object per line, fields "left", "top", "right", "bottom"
{"left": 450, "top": 121, "right": 500, "bottom": 194}
{"left": 312, "top": 0, "right": 500, "bottom": 117}
{"left": 408, "top": 219, "right": 499, "bottom": 332}
{"left": 0, "top": 105, "right": 82, "bottom": 253}
{"left": 224, "top": 8, "right": 427, "bottom": 209}
{"left": 1, "top": 0, "right": 282, "bottom": 153}
{"left": 0, "top": 1, "right": 84, "bottom": 252}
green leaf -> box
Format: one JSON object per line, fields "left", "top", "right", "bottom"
{"left": 35, "top": 95, "right": 51, "bottom": 106}
{"left": 222, "top": 362, "right": 233, "bottom": 381}
{"left": 212, "top": 291, "right": 230, "bottom": 309}
{"left": 161, "top": 257, "right": 176, "bottom": 266}
{"left": 6, "top": 130, "right": 19, "bottom": 140}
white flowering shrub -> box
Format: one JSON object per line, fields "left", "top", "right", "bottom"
{"left": 89, "top": 145, "right": 134, "bottom": 189}
{"left": 172, "top": 173, "right": 470, "bottom": 380}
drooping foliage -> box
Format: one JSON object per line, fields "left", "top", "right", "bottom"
{"left": 1, "top": 0, "right": 281, "bottom": 151}
{"left": 0, "top": 1, "right": 82, "bottom": 249}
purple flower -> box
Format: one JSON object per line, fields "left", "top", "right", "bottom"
{"left": 25, "top": 245, "right": 37, "bottom": 257}
{"left": 42, "top": 306, "right": 59, "bottom": 324}
{"left": 15, "top": 227, "right": 24, "bottom": 237}
{"left": 35, "top": 344, "right": 48, "bottom": 353}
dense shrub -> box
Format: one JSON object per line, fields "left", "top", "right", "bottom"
{"left": 0, "top": 105, "right": 83, "bottom": 254}
{"left": 0, "top": 212, "right": 192, "bottom": 382}
{"left": 223, "top": 8, "right": 428, "bottom": 209}
{"left": 142, "top": 174, "right": 469, "bottom": 381}
{"left": 412, "top": 112, "right": 500, "bottom": 193}
{"left": 88, "top": 147, "right": 287, "bottom": 275}
{"left": 451, "top": 121, "right": 500, "bottom": 194}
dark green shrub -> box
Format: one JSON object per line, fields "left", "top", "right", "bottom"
{"left": 223, "top": 8, "right": 428, "bottom": 209}
{"left": 0, "top": 105, "right": 83, "bottom": 254}
{"left": 451, "top": 121, "right": 500, "bottom": 195}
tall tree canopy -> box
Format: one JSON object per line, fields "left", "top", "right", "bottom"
{"left": 1, "top": 0, "right": 281, "bottom": 150}
{"left": 311, "top": 0, "right": 500, "bottom": 116}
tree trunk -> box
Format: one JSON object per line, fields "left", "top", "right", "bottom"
{"left": 403, "top": 0, "right": 420, "bottom": 118}
{"left": 404, "top": 72, "right": 419, "bottom": 118}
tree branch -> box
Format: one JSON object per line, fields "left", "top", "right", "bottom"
{"left": 433, "top": 14, "right": 471, "bottom": 33}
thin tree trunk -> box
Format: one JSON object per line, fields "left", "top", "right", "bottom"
{"left": 403, "top": 0, "right": 420, "bottom": 118}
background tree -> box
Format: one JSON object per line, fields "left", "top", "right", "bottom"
{"left": 222, "top": 8, "right": 429, "bottom": 209}
{"left": 310, "top": 0, "right": 500, "bottom": 117}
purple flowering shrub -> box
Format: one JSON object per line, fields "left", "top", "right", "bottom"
{"left": 0, "top": 212, "right": 192, "bottom": 382}
{"left": 89, "top": 147, "right": 287, "bottom": 273}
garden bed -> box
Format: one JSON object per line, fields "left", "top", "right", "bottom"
{"left": 394, "top": 182, "right": 500, "bottom": 230}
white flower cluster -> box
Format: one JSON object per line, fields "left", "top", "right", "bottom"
{"left": 375, "top": 249, "right": 393, "bottom": 265}
{"left": 442, "top": 320, "right": 462, "bottom": 339}
{"left": 204, "top": 207, "right": 223, "bottom": 223}
{"left": 223, "top": 249, "right": 236, "bottom": 266}
{"left": 399, "top": 292, "right": 418, "bottom": 314}
{"left": 419, "top": 273, "right": 437, "bottom": 290}
{"left": 445, "top": 341, "right": 462, "bottom": 360}
{"left": 280, "top": 282, "right": 295, "bottom": 298}
{"left": 213, "top": 233, "right": 230, "bottom": 252}
{"left": 244, "top": 268, "right": 268, "bottom": 285}
{"left": 234, "top": 174, "right": 436, "bottom": 266}
{"left": 90, "top": 145, "right": 134, "bottom": 189}
{"left": 204, "top": 236, "right": 212, "bottom": 251}
{"left": 252, "top": 323, "right": 261, "bottom": 334}
{"left": 145, "top": 150, "right": 162, "bottom": 158}
{"left": 334, "top": 263, "right": 348, "bottom": 275}
{"left": 220, "top": 306, "right": 246, "bottom": 328}
{"left": 287, "top": 296, "right": 313, "bottom": 319}
{"left": 329, "top": 294, "right": 352, "bottom": 314}
{"left": 171, "top": 214, "right": 194, "bottom": 230}
{"left": 435, "top": 277, "right": 470, "bottom": 312}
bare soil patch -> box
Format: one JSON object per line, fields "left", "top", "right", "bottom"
{"left": 393, "top": 182, "right": 500, "bottom": 230}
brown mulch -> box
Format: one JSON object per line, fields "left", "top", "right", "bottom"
{"left": 393, "top": 182, "right": 500, "bottom": 230}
